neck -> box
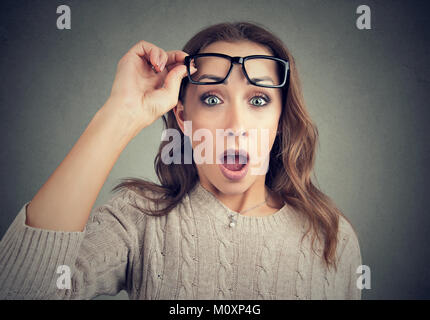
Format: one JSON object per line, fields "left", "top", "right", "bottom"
{"left": 199, "top": 176, "right": 282, "bottom": 216}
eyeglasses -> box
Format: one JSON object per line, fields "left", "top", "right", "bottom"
{"left": 183, "top": 53, "right": 290, "bottom": 88}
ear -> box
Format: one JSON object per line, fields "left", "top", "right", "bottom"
{"left": 173, "top": 99, "right": 186, "bottom": 135}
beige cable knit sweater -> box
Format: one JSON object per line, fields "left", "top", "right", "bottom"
{"left": 0, "top": 181, "right": 362, "bottom": 300}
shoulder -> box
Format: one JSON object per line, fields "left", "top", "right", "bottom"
{"left": 89, "top": 187, "right": 152, "bottom": 228}
{"left": 93, "top": 186, "right": 183, "bottom": 223}
{"left": 336, "top": 215, "right": 362, "bottom": 267}
{"left": 337, "top": 215, "right": 360, "bottom": 249}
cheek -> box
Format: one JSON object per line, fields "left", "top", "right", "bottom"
{"left": 182, "top": 101, "right": 214, "bottom": 129}
{"left": 254, "top": 109, "right": 281, "bottom": 152}
{"left": 188, "top": 124, "right": 220, "bottom": 166}
{"left": 254, "top": 111, "right": 280, "bottom": 135}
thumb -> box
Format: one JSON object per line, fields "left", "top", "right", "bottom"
{"left": 162, "top": 64, "right": 194, "bottom": 97}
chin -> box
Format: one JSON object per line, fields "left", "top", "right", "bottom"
{"left": 199, "top": 166, "right": 254, "bottom": 194}
{"left": 217, "top": 180, "right": 250, "bottom": 194}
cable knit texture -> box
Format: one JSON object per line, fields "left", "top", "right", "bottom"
{"left": 0, "top": 181, "right": 362, "bottom": 299}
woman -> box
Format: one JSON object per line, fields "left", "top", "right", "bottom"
{"left": 0, "top": 22, "right": 362, "bottom": 299}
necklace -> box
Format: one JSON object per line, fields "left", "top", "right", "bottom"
{"left": 228, "top": 197, "right": 268, "bottom": 228}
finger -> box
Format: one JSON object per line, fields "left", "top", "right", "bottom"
{"left": 164, "top": 51, "right": 188, "bottom": 68}
{"left": 128, "top": 40, "right": 165, "bottom": 71}
{"left": 166, "top": 61, "right": 182, "bottom": 72}
{"left": 166, "top": 63, "right": 197, "bottom": 77}
{"left": 162, "top": 64, "right": 189, "bottom": 99}
{"left": 159, "top": 50, "right": 168, "bottom": 71}
{"left": 146, "top": 64, "right": 189, "bottom": 114}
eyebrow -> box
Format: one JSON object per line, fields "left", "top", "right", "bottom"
{"left": 197, "top": 74, "right": 274, "bottom": 85}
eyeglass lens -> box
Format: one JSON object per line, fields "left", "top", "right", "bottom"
{"left": 189, "top": 56, "right": 286, "bottom": 87}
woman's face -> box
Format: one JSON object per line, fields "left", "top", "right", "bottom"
{"left": 174, "top": 40, "right": 283, "bottom": 194}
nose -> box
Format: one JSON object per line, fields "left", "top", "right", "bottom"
{"left": 225, "top": 127, "right": 247, "bottom": 137}
{"left": 224, "top": 95, "right": 248, "bottom": 139}
{"left": 222, "top": 65, "right": 250, "bottom": 138}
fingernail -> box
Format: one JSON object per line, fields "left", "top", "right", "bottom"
{"left": 160, "top": 61, "right": 166, "bottom": 71}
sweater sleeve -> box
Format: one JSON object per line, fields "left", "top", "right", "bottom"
{"left": 332, "top": 216, "right": 363, "bottom": 300}
{"left": 0, "top": 188, "right": 141, "bottom": 300}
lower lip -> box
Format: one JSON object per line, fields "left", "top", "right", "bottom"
{"left": 218, "top": 160, "right": 249, "bottom": 181}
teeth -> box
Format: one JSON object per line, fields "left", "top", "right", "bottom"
{"left": 224, "top": 154, "right": 247, "bottom": 164}
{"left": 221, "top": 149, "right": 249, "bottom": 164}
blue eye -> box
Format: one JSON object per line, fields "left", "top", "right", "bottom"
{"left": 201, "top": 94, "right": 221, "bottom": 106}
{"left": 200, "top": 92, "right": 271, "bottom": 107}
{"left": 250, "top": 96, "right": 269, "bottom": 107}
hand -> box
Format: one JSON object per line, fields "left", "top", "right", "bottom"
{"left": 104, "top": 40, "right": 197, "bottom": 137}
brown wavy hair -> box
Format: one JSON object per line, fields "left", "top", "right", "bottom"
{"left": 112, "top": 21, "right": 352, "bottom": 272}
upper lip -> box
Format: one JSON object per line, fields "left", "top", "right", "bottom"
{"left": 219, "top": 148, "right": 249, "bottom": 164}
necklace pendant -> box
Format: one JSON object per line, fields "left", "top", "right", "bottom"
{"left": 228, "top": 214, "right": 237, "bottom": 228}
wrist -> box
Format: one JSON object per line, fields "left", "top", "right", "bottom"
{"left": 98, "top": 97, "right": 143, "bottom": 140}
{"left": 92, "top": 99, "right": 140, "bottom": 148}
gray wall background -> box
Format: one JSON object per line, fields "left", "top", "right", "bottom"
{"left": 0, "top": 0, "right": 429, "bottom": 300}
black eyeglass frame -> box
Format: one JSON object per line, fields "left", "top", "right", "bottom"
{"left": 183, "top": 53, "right": 290, "bottom": 88}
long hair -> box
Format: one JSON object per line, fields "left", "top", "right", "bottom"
{"left": 112, "top": 21, "right": 352, "bottom": 271}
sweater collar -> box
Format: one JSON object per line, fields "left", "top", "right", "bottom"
{"left": 187, "top": 180, "right": 294, "bottom": 232}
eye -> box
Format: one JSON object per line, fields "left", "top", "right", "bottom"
{"left": 199, "top": 91, "right": 271, "bottom": 107}
{"left": 200, "top": 93, "right": 222, "bottom": 106}
{"left": 250, "top": 93, "right": 270, "bottom": 107}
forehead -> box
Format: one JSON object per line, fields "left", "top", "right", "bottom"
{"left": 199, "top": 40, "right": 274, "bottom": 57}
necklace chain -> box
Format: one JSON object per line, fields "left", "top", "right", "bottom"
{"left": 228, "top": 196, "right": 268, "bottom": 228}
{"left": 239, "top": 199, "right": 267, "bottom": 214}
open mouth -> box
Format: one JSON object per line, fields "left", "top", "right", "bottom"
{"left": 218, "top": 149, "right": 249, "bottom": 181}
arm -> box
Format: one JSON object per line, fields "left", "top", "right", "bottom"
{"left": 344, "top": 230, "right": 362, "bottom": 300}
{"left": 0, "top": 188, "right": 142, "bottom": 299}
{"left": 25, "top": 102, "right": 136, "bottom": 232}
{"left": 25, "top": 40, "right": 191, "bottom": 233}
{"left": 0, "top": 39, "right": 191, "bottom": 298}
{"left": 333, "top": 217, "right": 363, "bottom": 300}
